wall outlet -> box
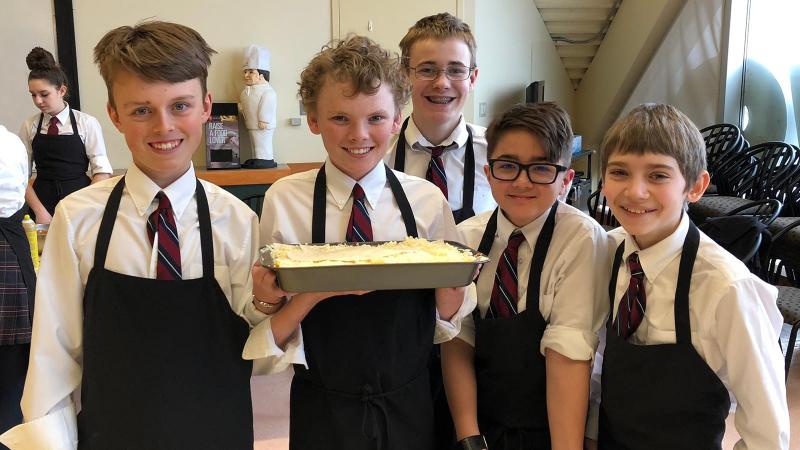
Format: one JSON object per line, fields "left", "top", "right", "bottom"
{"left": 289, "top": 117, "right": 302, "bottom": 126}
{"left": 479, "top": 102, "right": 487, "bottom": 117}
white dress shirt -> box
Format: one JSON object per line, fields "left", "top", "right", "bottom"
{"left": 384, "top": 115, "right": 496, "bottom": 215}
{"left": 586, "top": 214, "right": 789, "bottom": 450}
{"left": 0, "top": 163, "right": 274, "bottom": 450}
{"left": 455, "top": 203, "right": 609, "bottom": 361}
{"left": 249, "top": 160, "right": 477, "bottom": 368}
{"left": 19, "top": 105, "right": 113, "bottom": 176}
{"left": 0, "top": 126, "right": 28, "bottom": 217}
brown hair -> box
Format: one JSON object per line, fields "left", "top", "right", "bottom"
{"left": 600, "top": 103, "right": 706, "bottom": 186}
{"left": 26, "top": 47, "right": 69, "bottom": 97}
{"left": 486, "top": 102, "right": 574, "bottom": 165}
{"left": 399, "top": 12, "right": 477, "bottom": 68}
{"left": 93, "top": 21, "right": 216, "bottom": 106}
{"left": 298, "top": 35, "right": 410, "bottom": 115}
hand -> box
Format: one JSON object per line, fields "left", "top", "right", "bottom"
{"left": 252, "top": 264, "right": 289, "bottom": 304}
{"left": 584, "top": 438, "right": 598, "bottom": 450}
{"left": 34, "top": 210, "right": 52, "bottom": 225}
{"left": 435, "top": 285, "right": 467, "bottom": 322}
{"left": 258, "top": 121, "right": 268, "bottom": 130}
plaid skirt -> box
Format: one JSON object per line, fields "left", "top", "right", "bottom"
{"left": 0, "top": 236, "right": 31, "bottom": 345}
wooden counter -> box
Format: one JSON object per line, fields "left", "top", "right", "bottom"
{"left": 194, "top": 165, "right": 292, "bottom": 186}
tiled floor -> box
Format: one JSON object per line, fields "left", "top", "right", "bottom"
{"left": 252, "top": 326, "right": 799, "bottom": 449}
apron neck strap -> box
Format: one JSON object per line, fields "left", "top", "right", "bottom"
{"left": 606, "top": 221, "right": 701, "bottom": 343}
{"left": 393, "top": 117, "right": 410, "bottom": 172}
{"left": 311, "top": 164, "right": 418, "bottom": 244}
{"left": 95, "top": 177, "right": 214, "bottom": 277}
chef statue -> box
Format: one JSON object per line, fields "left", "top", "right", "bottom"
{"left": 239, "top": 44, "right": 278, "bottom": 169}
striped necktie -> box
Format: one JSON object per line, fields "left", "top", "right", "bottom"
{"left": 147, "top": 192, "right": 182, "bottom": 280}
{"left": 426, "top": 146, "right": 448, "bottom": 200}
{"left": 488, "top": 231, "right": 526, "bottom": 318}
{"left": 47, "top": 116, "right": 59, "bottom": 135}
{"left": 346, "top": 183, "right": 372, "bottom": 243}
{"left": 614, "top": 252, "right": 646, "bottom": 339}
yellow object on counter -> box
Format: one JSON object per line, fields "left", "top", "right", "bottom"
{"left": 22, "top": 214, "right": 39, "bottom": 270}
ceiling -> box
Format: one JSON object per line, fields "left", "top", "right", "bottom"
{"left": 533, "top": 0, "right": 622, "bottom": 89}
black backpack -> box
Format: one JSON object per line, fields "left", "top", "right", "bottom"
{"left": 698, "top": 215, "right": 770, "bottom": 269}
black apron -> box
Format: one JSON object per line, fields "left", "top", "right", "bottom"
{"left": 472, "top": 205, "right": 558, "bottom": 450}
{"left": 31, "top": 110, "right": 91, "bottom": 215}
{"left": 288, "top": 164, "right": 436, "bottom": 450}
{"left": 0, "top": 207, "right": 36, "bottom": 312}
{"left": 393, "top": 117, "right": 475, "bottom": 224}
{"left": 598, "top": 222, "right": 730, "bottom": 450}
{"left": 77, "top": 177, "right": 254, "bottom": 450}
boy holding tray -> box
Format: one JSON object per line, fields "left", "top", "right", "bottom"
{"left": 442, "top": 102, "right": 609, "bottom": 449}
{"left": 249, "top": 35, "right": 474, "bottom": 450}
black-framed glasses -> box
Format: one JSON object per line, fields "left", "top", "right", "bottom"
{"left": 488, "top": 159, "right": 568, "bottom": 184}
{"left": 408, "top": 63, "right": 474, "bottom": 81}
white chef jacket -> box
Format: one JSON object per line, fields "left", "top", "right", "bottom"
{"left": 0, "top": 126, "right": 28, "bottom": 217}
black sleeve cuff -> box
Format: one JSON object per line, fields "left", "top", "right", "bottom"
{"left": 457, "top": 435, "right": 488, "bottom": 450}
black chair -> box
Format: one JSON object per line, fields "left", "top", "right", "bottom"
{"left": 586, "top": 182, "right": 619, "bottom": 230}
{"left": 690, "top": 142, "right": 800, "bottom": 224}
{"left": 241, "top": 193, "right": 265, "bottom": 218}
{"left": 763, "top": 218, "right": 800, "bottom": 378}
{"left": 700, "top": 123, "right": 747, "bottom": 194}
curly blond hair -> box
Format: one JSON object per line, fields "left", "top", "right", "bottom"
{"left": 299, "top": 35, "right": 410, "bottom": 114}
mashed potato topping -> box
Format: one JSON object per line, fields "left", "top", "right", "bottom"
{"left": 265, "top": 237, "right": 476, "bottom": 267}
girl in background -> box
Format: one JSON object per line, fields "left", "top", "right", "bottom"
{"left": 19, "top": 47, "right": 111, "bottom": 223}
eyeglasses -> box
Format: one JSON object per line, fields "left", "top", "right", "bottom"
{"left": 488, "top": 159, "right": 568, "bottom": 184}
{"left": 408, "top": 63, "right": 474, "bottom": 81}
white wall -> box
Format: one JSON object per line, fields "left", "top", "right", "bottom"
{"left": 0, "top": 0, "right": 56, "bottom": 134}
{"left": 574, "top": 0, "right": 685, "bottom": 150}
{"left": 473, "top": 0, "right": 575, "bottom": 127}
{"left": 623, "top": 0, "right": 725, "bottom": 129}
{"left": 73, "top": 0, "right": 333, "bottom": 169}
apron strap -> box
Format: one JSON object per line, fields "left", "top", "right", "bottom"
{"left": 527, "top": 203, "right": 558, "bottom": 306}
{"left": 311, "top": 164, "right": 418, "bottom": 243}
{"left": 384, "top": 165, "right": 418, "bottom": 238}
{"left": 605, "top": 220, "right": 701, "bottom": 341}
{"left": 94, "top": 177, "right": 126, "bottom": 269}
{"left": 674, "top": 221, "right": 700, "bottom": 345}
{"left": 607, "top": 242, "right": 625, "bottom": 331}
{"left": 36, "top": 113, "right": 45, "bottom": 134}
{"left": 311, "top": 165, "right": 328, "bottom": 244}
{"left": 195, "top": 179, "right": 214, "bottom": 278}
{"left": 461, "top": 125, "right": 475, "bottom": 214}
{"left": 94, "top": 177, "right": 214, "bottom": 276}
{"left": 477, "top": 208, "right": 499, "bottom": 256}
{"left": 392, "top": 118, "right": 410, "bottom": 172}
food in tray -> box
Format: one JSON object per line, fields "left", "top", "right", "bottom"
{"left": 264, "top": 237, "right": 477, "bottom": 268}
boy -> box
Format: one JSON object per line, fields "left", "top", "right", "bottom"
{"left": 442, "top": 102, "right": 608, "bottom": 450}
{"left": 0, "top": 21, "right": 277, "bottom": 450}
{"left": 385, "top": 12, "right": 495, "bottom": 223}
{"left": 249, "top": 35, "right": 473, "bottom": 450}
{"left": 586, "top": 103, "right": 789, "bottom": 449}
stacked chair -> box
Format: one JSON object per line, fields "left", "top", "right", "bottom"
{"left": 586, "top": 181, "right": 619, "bottom": 230}
{"left": 763, "top": 218, "right": 800, "bottom": 379}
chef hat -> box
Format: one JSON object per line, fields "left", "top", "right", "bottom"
{"left": 243, "top": 45, "right": 271, "bottom": 71}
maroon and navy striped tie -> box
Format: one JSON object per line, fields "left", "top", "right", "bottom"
{"left": 613, "top": 252, "right": 646, "bottom": 339}
{"left": 147, "top": 192, "right": 182, "bottom": 280}
{"left": 47, "top": 116, "right": 59, "bottom": 135}
{"left": 346, "top": 183, "right": 372, "bottom": 243}
{"left": 488, "top": 231, "right": 525, "bottom": 318}
{"left": 426, "top": 146, "right": 448, "bottom": 200}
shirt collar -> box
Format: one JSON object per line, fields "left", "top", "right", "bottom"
{"left": 623, "top": 212, "right": 689, "bottom": 282}
{"left": 125, "top": 162, "right": 197, "bottom": 219}
{"left": 50, "top": 104, "right": 71, "bottom": 125}
{"left": 495, "top": 204, "right": 553, "bottom": 252}
{"left": 406, "top": 115, "right": 468, "bottom": 151}
{"left": 323, "top": 159, "right": 387, "bottom": 211}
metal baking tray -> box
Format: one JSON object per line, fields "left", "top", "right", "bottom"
{"left": 259, "top": 240, "right": 489, "bottom": 292}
